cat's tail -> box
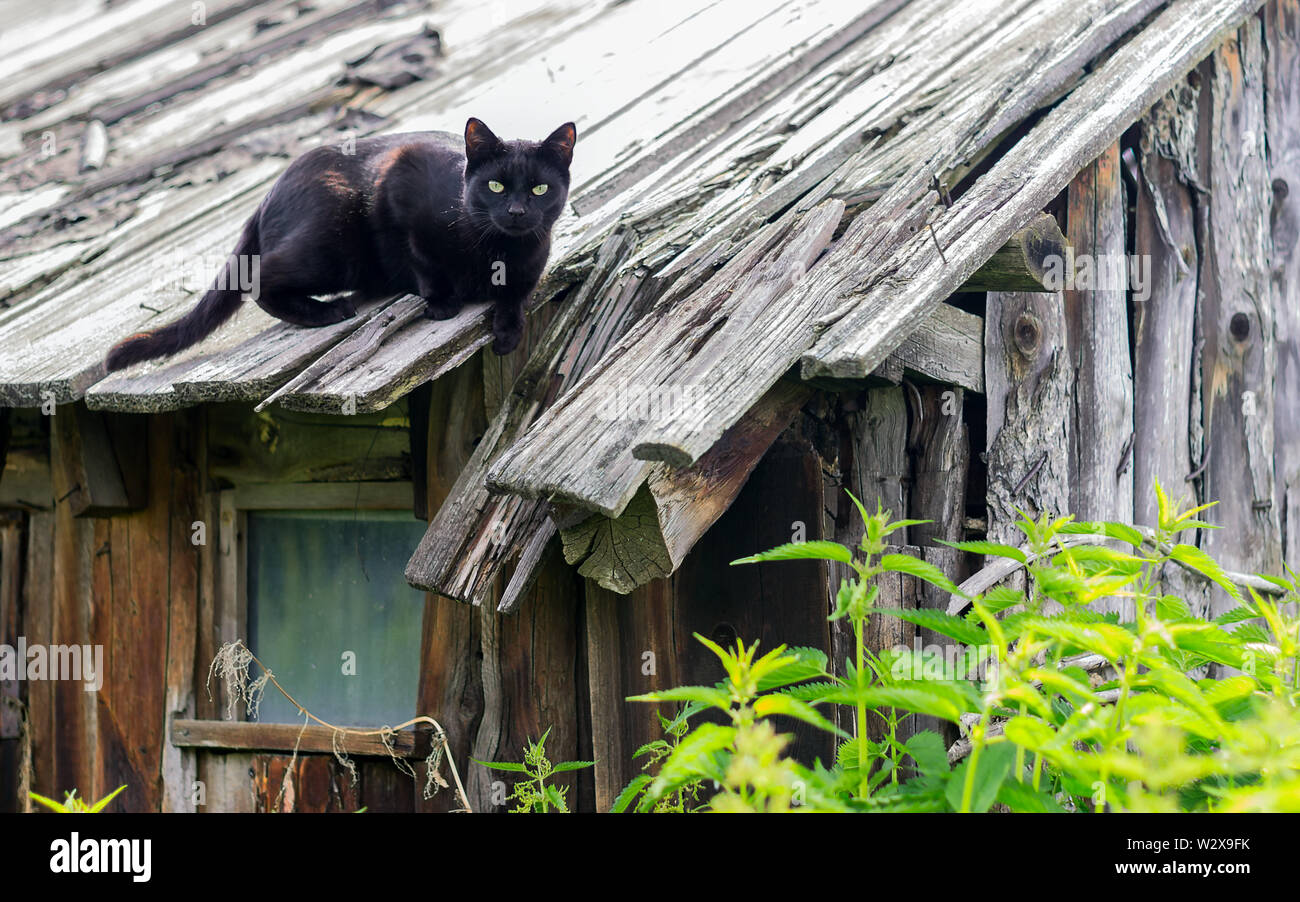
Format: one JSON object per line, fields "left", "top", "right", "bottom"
{"left": 105, "top": 215, "right": 260, "bottom": 372}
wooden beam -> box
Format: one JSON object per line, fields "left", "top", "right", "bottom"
{"left": 170, "top": 719, "right": 433, "bottom": 759}
{"left": 560, "top": 380, "right": 812, "bottom": 593}
{"left": 226, "top": 481, "right": 414, "bottom": 511}
{"left": 49, "top": 405, "right": 148, "bottom": 517}
{"left": 957, "top": 212, "right": 1069, "bottom": 292}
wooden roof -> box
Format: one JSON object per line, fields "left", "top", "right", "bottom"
{"left": 0, "top": 0, "right": 1266, "bottom": 600}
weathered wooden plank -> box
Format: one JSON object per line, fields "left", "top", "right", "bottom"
{"left": 225, "top": 482, "right": 414, "bottom": 511}
{"left": 1199, "top": 20, "right": 1283, "bottom": 617}
{"left": 960, "top": 212, "right": 1071, "bottom": 293}
{"left": 466, "top": 553, "right": 583, "bottom": 811}
{"left": 193, "top": 752, "right": 258, "bottom": 812}
{"left": 205, "top": 403, "right": 412, "bottom": 487}
{"left": 172, "top": 719, "right": 433, "bottom": 758}
{"left": 161, "top": 411, "right": 200, "bottom": 812}
{"left": 1065, "top": 142, "right": 1135, "bottom": 617}
{"left": 1133, "top": 79, "right": 1204, "bottom": 526}
{"left": 583, "top": 578, "right": 676, "bottom": 812}
{"left": 886, "top": 303, "right": 985, "bottom": 394}
{"left": 91, "top": 415, "right": 174, "bottom": 811}
{"left": 47, "top": 405, "right": 148, "bottom": 517}
{"left": 984, "top": 290, "right": 1073, "bottom": 567}
{"left": 803, "top": 0, "right": 1268, "bottom": 381}
{"left": 1131, "top": 78, "right": 1214, "bottom": 617}
{"left": 21, "top": 510, "right": 55, "bottom": 803}
{"left": 1265, "top": 0, "right": 1300, "bottom": 571}
{"left": 404, "top": 230, "right": 643, "bottom": 602}
{"left": 0, "top": 514, "right": 23, "bottom": 748}
{"left": 48, "top": 419, "right": 97, "bottom": 799}
{"left": 413, "top": 358, "right": 485, "bottom": 812}
{"left": 560, "top": 379, "right": 812, "bottom": 594}
{"left": 0, "top": 0, "right": 269, "bottom": 112}
{"left": 486, "top": 201, "right": 845, "bottom": 516}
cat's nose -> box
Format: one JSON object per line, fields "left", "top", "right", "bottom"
{"left": 507, "top": 202, "right": 525, "bottom": 217}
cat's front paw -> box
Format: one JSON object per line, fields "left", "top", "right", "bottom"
{"left": 491, "top": 305, "right": 525, "bottom": 355}
{"left": 424, "top": 296, "right": 462, "bottom": 320}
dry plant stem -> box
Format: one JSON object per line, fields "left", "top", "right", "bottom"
{"left": 212, "top": 640, "right": 473, "bottom": 812}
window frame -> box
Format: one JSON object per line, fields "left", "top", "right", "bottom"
{"left": 177, "top": 480, "right": 427, "bottom": 757}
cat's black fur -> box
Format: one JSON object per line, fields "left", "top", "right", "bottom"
{"left": 105, "top": 118, "right": 575, "bottom": 371}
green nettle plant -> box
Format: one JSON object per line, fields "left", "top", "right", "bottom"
{"left": 30, "top": 785, "right": 127, "bottom": 813}
{"left": 611, "top": 706, "right": 706, "bottom": 813}
{"left": 620, "top": 481, "right": 1300, "bottom": 813}
{"left": 475, "top": 728, "right": 594, "bottom": 813}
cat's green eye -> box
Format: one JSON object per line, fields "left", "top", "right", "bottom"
{"left": 532, "top": 184, "right": 549, "bottom": 196}
{"left": 488, "top": 180, "right": 505, "bottom": 193}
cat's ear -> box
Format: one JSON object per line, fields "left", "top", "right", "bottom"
{"left": 543, "top": 122, "right": 576, "bottom": 167}
{"left": 464, "top": 118, "right": 503, "bottom": 165}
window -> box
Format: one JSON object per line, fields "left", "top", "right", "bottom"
{"left": 246, "top": 508, "right": 427, "bottom": 727}
{"left": 218, "top": 483, "right": 427, "bottom": 729}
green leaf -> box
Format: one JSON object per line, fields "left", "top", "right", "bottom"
{"left": 471, "top": 758, "right": 529, "bottom": 773}
{"left": 756, "top": 646, "right": 828, "bottom": 690}
{"left": 903, "top": 731, "right": 950, "bottom": 776}
{"left": 1002, "top": 716, "right": 1056, "bottom": 752}
{"left": 1059, "top": 520, "right": 1146, "bottom": 548}
{"left": 823, "top": 682, "right": 978, "bottom": 725}
{"left": 753, "top": 693, "right": 849, "bottom": 738}
{"left": 844, "top": 489, "right": 871, "bottom": 526}
{"left": 883, "top": 518, "right": 934, "bottom": 536}
{"left": 1058, "top": 545, "right": 1148, "bottom": 571}
{"left": 552, "top": 760, "right": 596, "bottom": 773}
{"left": 29, "top": 791, "right": 72, "bottom": 813}
{"left": 610, "top": 774, "right": 653, "bottom": 813}
{"left": 732, "top": 540, "right": 852, "bottom": 566}
{"left": 1213, "top": 603, "right": 1262, "bottom": 626}
{"left": 646, "top": 723, "right": 735, "bottom": 803}
{"left": 947, "top": 742, "right": 1014, "bottom": 813}
{"left": 777, "top": 680, "right": 843, "bottom": 703}
{"left": 979, "top": 585, "right": 1025, "bottom": 615}
{"left": 627, "top": 685, "right": 732, "bottom": 711}
{"left": 875, "top": 607, "right": 989, "bottom": 647}
{"left": 631, "top": 740, "right": 670, "bottom": 760}
{"left": 544, "top": 784, "right": 569, "bottom": 812}
{"left": 1168, "top": 543, "right": 1242, "bottom": 604}
{"left": 87, "top": 785, "right": 127, "bottom": 813}
{"left": 938, "top": 540, "right": 1027, "bottom": 563}
{"left": 996, "top": 778, "right": 1064, "bottom": 813}
{"left": 879, "top": 554, "right": 965, "bottom": 597}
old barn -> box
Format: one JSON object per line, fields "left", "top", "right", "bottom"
{"left": 0, "top": 0, "right": 1297, "bottom": 812}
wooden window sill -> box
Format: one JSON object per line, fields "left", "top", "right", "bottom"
{"left": 170, "top": 719, "right": 431, "bottom": 759}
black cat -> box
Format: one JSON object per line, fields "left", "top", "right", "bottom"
{"left": 105, "top": 118, "right": 575, "bottom": 371}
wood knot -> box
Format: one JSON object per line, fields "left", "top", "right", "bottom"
{"left": 710, "top": 623, "right": 739, "bottom": 649}
{"left": 1229, "top": 312, "right": 1251, "bottom": 342}
{"left": 1012, "top": 311, "right": 1041, "bottom": 356}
